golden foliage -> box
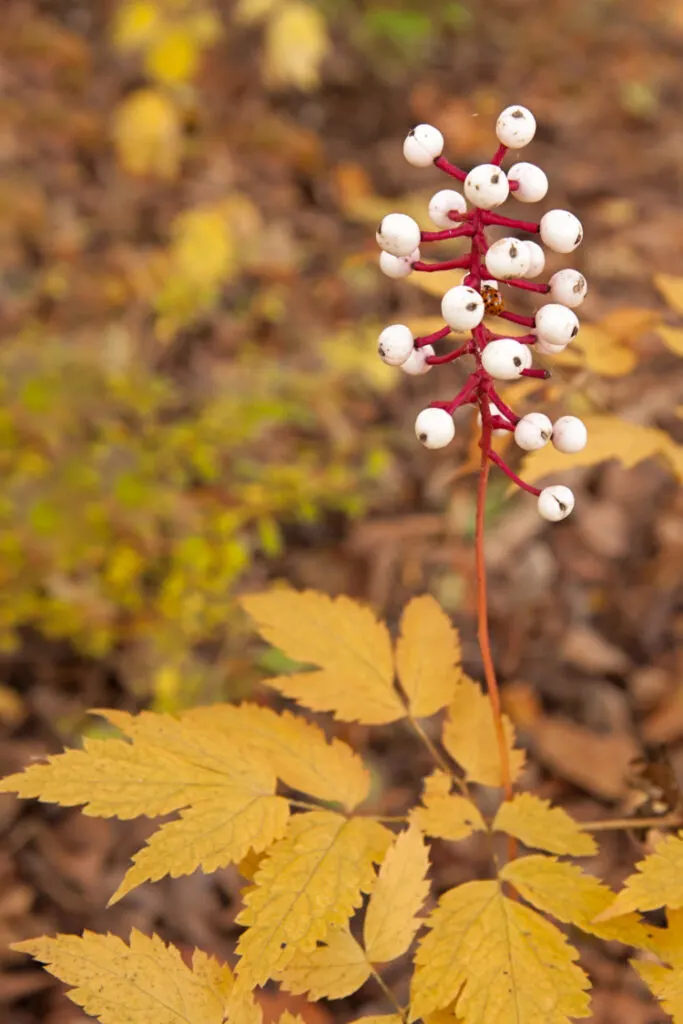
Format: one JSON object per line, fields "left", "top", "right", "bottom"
{"left": 654, "top": 273, "right": 683, "bottom": 316}
{"left": 264, "top": 2, "right": 330, "bottom": 91}
{"left": 112, "top": 88, "right": 183, "bottom": 179}
{"left": 277, "top": 928, "right": 370, "bottom": 999}
{"left": 442, "top": 676, "right": 526, "bottom": 786}
{"left": 363, "top": 824, "right": 429, "bottom": 963}
{"left": 235, "top": 811, "right": 391, "bottom": 986}
{"left": 412, "top": 770, "right": 486, "bottom": 841}
{"left": 13, "top": 930, "right": 234, "bottom": 1024}
{"left": 633, "top": 909, "right": 683, "bottom": 1021}
{"left": 599, "top": 832, "right": 683, "bottom": 918}
{"left": 240, "top": 590, "right": 404, "bottom": 724}
{"left": 395, "top": 596, "right": 462, "bottom": 717}
{"left": 410, "top": 879, "right": 591, "bottom": 1023}
{"left": 492, "top": 793, "right": 597, "bottom": 857}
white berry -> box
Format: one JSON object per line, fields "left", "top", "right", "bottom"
{"left": 376, "top": 213, "right": 421, "bottom": 257}
{"left": 535, "top": 336, "right": 567, "bottom": 356}
{"left": 552, "top": 415, "right": 588, "bottom": 453}
{"left": 514, "top": 412, "right": 552, "bottom": 451}
{"left": 477, "top": 401, "right": 510, "bottom": 436}
{"left": 378, "top": 324, "right": 414, "bottom": 366}
{"left": 428, "top": 189, "right": 467, "bottom": 228}
{"left": 441, "top": 285, "right": 485, "bottom": 331}
{"left": 522, "top": 240, "right": 546, "bottom": 278}
{"left": 415, "top": 407, "right": 455, "bottom": 449}
{"left": 535, "top": 303, "right": 580, "bottom": 346}
{"left": 549, "top": 269, "right": 588, "bottom": 308}
{"left": 538, "top": 484, "right": 575, "bottom": 522}
{"left": 481, "top": 338, "right": 532, "bottom": 380}
{"left": 540, "top": 210, "right": 584, "bottom": 253}
{"left": 464, "top": 164, "right": 510, "bottom": 210}
{"left": 508, "top": 161, "right": 548, "bottom": 202}
{"left": 485, "top": 237, "right": 530, "bottom": 280}
{"left": 379, "top": 248, "right": 419, "bottom": 279}
{"left": 496, "top": 105, "right": 536, "bottom": 148}
{"left": 401, "top": 345, "right": 434, "bottom": 375}
{"left": 403, "top": 124, "right": 444, "bottom": 168}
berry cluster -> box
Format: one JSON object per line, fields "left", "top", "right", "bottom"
{"left": 376, "top": 106, "right": 588, "bottom": 522}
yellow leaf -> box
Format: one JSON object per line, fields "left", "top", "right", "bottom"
{"left": 277, "top": 927, "right": 370, "bottom": 999}
{"left": 236, "top": 811, "right": 391, "bottom": 986}
{"left": 655, "top": 273, "right": 683, "bottom": 316}
{"left": 411, "top": 770, "right": 486, "bottom": 841}
{"left": 576, "top": 323, "right": 637, "bottom": 377}
{"left": 112, "top": 0, "right": 161, "bottom": 51}
{"left": 264, "top": 2, "right": 329, "bottom": 92}
{"left": 145, "top": 28, "right": 200, "bottom": 85}
{"left": 363, "top": 824, "right": 429, "bottom": 963}
{"left": 519, "top": 415, "right": 670, "bottom": 485}
{"left": 235, "top": 0, "right": 282, "bottom": 23}
{"left": 13, "top": 930, "right": 233, "bottom": 1024}
{"left": 395, "top": 595, "right": 462, "bottom": 718}
{"left": 632, "top": 959, "right": 683, "bottom": 1023}
{"left": 226, "top": 976, "right": 264, "bottom": 1024}
{"left": 407, "top": 269, "right": 465, "bottom": 298}
{"left": 500, "top": 855, "right": 653, "bottom": 947}
{"left": 442, "top": 677, "right": 525, "bottom": 787}
{"left": 320, "top": 324, "right": 399, "bottom": 393}
{"left": 492, "top": 793, "right": 596, "bottom": 856}
{"left": 597, "top": 832, "right": 683, "bottom": 919}
{"left": 349, "top": 1018, "right": 403, "bottom": 1024}
{"left": 410, "top": 879, "right": 590, "bottom": 1022}
{"left": 184, "top": 703, "right": 370, "bottom": 811}
{"left": 240, "top": 590, "right": 405, "bottom": 725}
{"left": 656, "top": 324, "right": 683, "bottom": 356}
{"left": 112, "top": 88, "right": 182, "bottom": 179}
{"left": 0, "top": 711, "right": 290, "bottom": 901}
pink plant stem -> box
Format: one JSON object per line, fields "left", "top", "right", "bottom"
{"left": 483, "top": 387, "right": 520, "bottom": 425}
{"left": 412, "top": 257, "right": 471, "bottom": 272}
{"left": 497, "top": 310, "right": 535, "bottom": 327}
{"left": 521, "top": 367, "right": 551, "bottom": 379}
{"left": 481, "top": 212, "right": 540, "bottom": 233}
{"left": 504, "top": 279, "right": 550, "bottom": 294}
{"left": 420, "top": 226, "right": 474, "bottom": 242}
{"left": 487, "top": 449, "right": 541, "bottom": 495}
{"left": 426, "top": 345, "right": 472, "bottom": 365}
{"left": 445, "top": 376, "right": 479, "bottom": 411}
{"left": 433, "top": 155, "right": 467, "bottom": 182}
{"left": 491, "top": 417, "right": 513, "bottom": 431}
{"left": 414, "top": 325, "right": 451, "bottom": 347}
{"left": 486, "top": 332, "right": 536, "bottom": 344}
{"left": 491, "top": 144, "right": 508, "bottom": 166}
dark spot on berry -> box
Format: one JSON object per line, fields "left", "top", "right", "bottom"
{"left": 466, "top": 302, "right": 477, "bottom": 311}
{"left": 571, "top": 325, "right": 579, "bottom": 337}
{"left": 513, "top": 357, "right": 522, "bottom": 367}
{"left": 378, "top": 345, "right": 385, "bottom": 356}
{"left": 408, "top": 128, "right": 416, "bottom": 136}
{"left": 509, "top": 243, "right": 518, "bottom": 257}
{"left": 419, "top": 432, "right": 428, "bottom": 442}
{"left": 558, "top": 501, "right": 566, "bottom": 512}
{"left": 512, "top": 109, "right": 524, "bottom": 118}
{"left": 541, "top": 430, "right": 549, "bottom": 441}
{"left": 378, "top": 220, "right": 384, "bottom": 233}
{"left": 575, "top": 230, "right": 583, "bottom": 244}
{"left": 491, "top": 173, "right": 500, "bottom": 184}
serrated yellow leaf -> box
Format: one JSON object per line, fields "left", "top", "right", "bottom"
{"left": 500, "top": 855, "right": 653, "bottom": 947}
{"left": 183, "top": 703, "right": 370, "bottom": 811}
{"left": 112, "top": 88, "right": 182, "bottom": 179}
{"left": 226, "top": 976, "right": 263, "bottom": 1024}
{"left": 240, "top": 590, "right": 404, "bottom": 725}
{"left": 278, "top": 1014, "right": 307, "bottom": 1024}
{"left": 576, "top": 324, "right": 637, "bottom": 376}
{"left": 0, "top": 711, "right": 289, "bottom": 900}
{"left": 349, "top": 1017, "right": 403, "bottom": 1024}
{"left": 655, "top": 273, "right": 683, "bottom": 316}
{"left": 395, "top": 595, "right": 462, "bottom": 718}
{"left": 442, "top": 677, "right": 525, "bottom": 787}
{"left": 13, "top": 929, "right": 233, "bottom": 1024}
{"left": 410, "top": 879, "right": 590, "bottom": 1023}
{"left": 633, "top": 959, "right": 683, "bottom": 1022}
{"left": 598, "top": 832, "right": 683, "bottom": 919}
{"left": 411, "top": 770, "right": 486, "bottom": 841}
{"left": 656, "top": 325, "right": 683, "bottom": 356}
{"left": 264, "top": 2, "right": 329, "bottom": 91}
{"left": 519, "top": 415, "right": 670, "bottom": 485}
{"left": 236, "top": 811, "right": 391, "bottom": 986}
{"left": 112, "top": 0, "right": 161, "bottom": 51}
{"left": 145, "top": 28, "right": 200, "bottom": 85}
{"left": 363, "top": 824, "right": 429, "bottom": 963}
{"left": 277, "top": 927, "right": 370, "bottom": 999}
{"left": 492, "top": 793, "right": 596, "bottom": 856}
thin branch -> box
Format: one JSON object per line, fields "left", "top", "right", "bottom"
{"left": 504, "top": 278, "right": 550, "bottom": 294}
{"left": 420, "top": 226, "right": 473, "bottom": 242}
{"left": 481, "top": 212, "right": 540, "bottom": 233}
{"left": 488, "top": 449, "right": 541, "bottom": 496}
{"left": 433, "top": 155, "right": 467, "bottom": 181}
{"left": 413, "top": 256, "right": 471, "bottom": 272}
{"left": 425, "top": 345, "right": 472, "bottom": 366}
{"left": 491, "top": 143, "right": 508, "bottom": 167}
{"left": 497, "top": 310, "right": 536, "bottom": 327}
{"left": 415, "top": 325, "right": 451, "bottom": 347}
{"left": 581, "top": 813, "right": 683, "bottom": 833}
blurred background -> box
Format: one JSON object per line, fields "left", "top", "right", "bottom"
{"left": 2, "top": 0, "right": 683, "bottom": 1021}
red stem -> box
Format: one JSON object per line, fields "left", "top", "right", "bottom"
{"left": 482, "top": 212, "right": 540, "bottom": 233}
{"left": 497, "top": 310, "right": 535, "bottom": 327}
{"left": 425, "top": 344, "right": 472, "bottom": 365}
{"left": 420, "top": 226, "right": 473, "bottom": 242}
{"left": 520, "top": 367, "right": 551, "bottom": 380}
{"left": 491, "top": 144, "right": 508, "bottom": 166}
{"left": 433, "top": 155, "right": 467, "bottom": 182}
{"left": 413, "top": 257, "right": 471, "bottom": 272}
{"left": 414, "top": 325, "right": 451, "bottom": 347}
{"left": 487, "top": 449, "right": 541, "bottom": 495}
{"left": 504, "top": 279, "right": 550, "bottom": 294}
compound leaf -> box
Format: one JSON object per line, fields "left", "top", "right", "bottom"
{"left": 240, "top": 590, "right": 404, "bottom": 724}
{"left": 410, "top": 879, "right": 591, "bottom": 1023}
{"left": 492, "top": 793, "right": 596, "bottom": 857}
{"left": 13, "top": 930, "right": 233, "bottom": 1024}
{"left": 277, "top": 927, "right": 370, "bottom": 999}
{"left": 501, "top": 855, "right": 653, "bottom": 947}
{"left": 236, "top": 810, "right": 391, "bottom": 986}
{"left": 442, "top": 677, "right": 525, "bottom": 787}
{"left": 363, "top": 823, "right": 429, "bottom": 963}
{"left": 184, "top": 702, "right": 370, "bottom": 811}
{"left": 411, "top": 771, "right": 486, "bottom": 842}
{"left": 598, "top": 832, "right": 683, "bottom": 919}
{"left": 395, "top": 595, "right": 462, "bottom": 718}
